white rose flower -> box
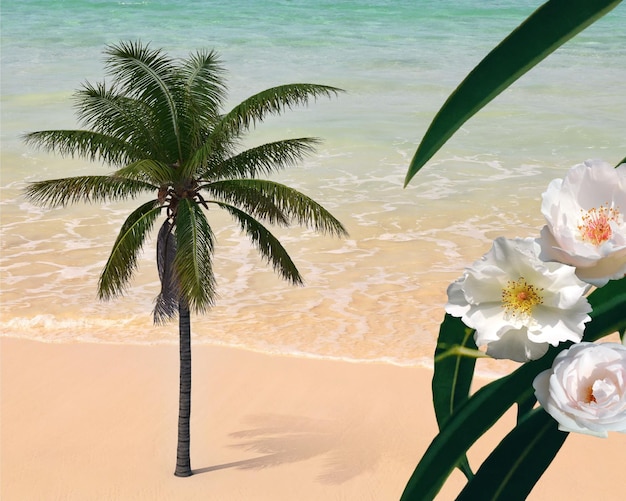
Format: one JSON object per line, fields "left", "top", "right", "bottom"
{"left": 446, "top": 237, "right": 591, "bottom": 362}
{"left": 538, "top": 159, "right": 626, "bottom": 287}
{"left": 533, "top": 342, "right": 626, "bottom": 437}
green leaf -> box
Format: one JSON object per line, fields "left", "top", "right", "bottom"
{"left": 200, "top": 137, "right": 321, "bottom": 181}
{"left": 432, "top": 314, "right": 478, "bottom": 479}
{"left": 205, "top": 179, "right": 348, "bottom": 237}
{"left": 98, "top": 199, "right": 162, "bottom": 300}
{"left": 400, "top": 355, "right": 554, "bottom": 501}
{"left": 583, "top": 276, "right": 626, "bottom": 343}
{"left": 174, "top": 198, "right": 217, "bottom": 314}
{"left": 115, "top": 159, "right": 177, "bottom": 186}
{"left": 456, "top": 409, "right": 567, "bottom": 501}
{"left": 24, "top": 175, "right": 156, "bottom": 208}
{"left": 218, "top": 83, "right": 344, "bottom": 137}
{"left": 404, "top": 0, "right": 622, "bottom": 185}
{"left": 214, "top": 201, "right": 304, "bottom": 286}
{"left": 74, "top": 82, "right": 162, "bottom": 160}
{"left": 433, "top": 314, "right": 478, "bottom": 428}
{"left": 105, "top": 41, "right": 183, "bottom": 162}
{"left": 24, "top": 129, "right": 139, "bottom": 166}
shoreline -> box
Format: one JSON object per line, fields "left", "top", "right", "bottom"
{"left": 2, "top": 337, "right": 625, "bottom": 500}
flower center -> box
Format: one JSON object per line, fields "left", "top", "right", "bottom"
{"left": 501, "top": 277, "right": 543, "bottom": 318}
{"left": 578, "top": 204, "right": 619, "bottom": 246}
{"left": 583, "top": 385, "right": 597, "bottom": 404}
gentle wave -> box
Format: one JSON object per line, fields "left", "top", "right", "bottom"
{"left": 1, "top": 1, "right": 624, "bottom": 373}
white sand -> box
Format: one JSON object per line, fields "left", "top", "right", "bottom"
{"left": 2, "top": 338, "right": 625, "bottom": 500}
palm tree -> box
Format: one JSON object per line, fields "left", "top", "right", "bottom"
{"left": 24, "top": 41, "right": 347, "bottom": 477}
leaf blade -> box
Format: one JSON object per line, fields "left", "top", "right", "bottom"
{"left": 456, "top": 409, "right": 567, "bottom": 501}
{"left": 405, "top": 0, "right": 622, "bottom": 185}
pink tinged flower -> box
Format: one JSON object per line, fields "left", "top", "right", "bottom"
{"left": 446, "top": 237, "right": 591, "bottom": 362}
{"left": 533, "top": 342, "right": 626, "bottom": 437}
{"left": 538, "top": 159, "right": 626, "bottom": 287}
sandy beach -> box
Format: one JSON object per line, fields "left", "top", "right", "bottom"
{"left": 1, "top": 337, "right": 625, "bottom": 500}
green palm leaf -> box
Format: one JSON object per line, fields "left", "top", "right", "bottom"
{"left": 74, "top": 82, "right": 164, "bottom": 160}
{"left": 202, "top": 138, "right": 321, "bottom": 180}
{"left": 174, "top": 198, "right": 217, "bottom": 313}
{"left": 203, "top": 179, "right": 291, "bottom": 226}
{"left": 180, "top": 48, "right": 226, "bottom": 130}
{"left": 98, "top": 199, "right": 163, "bottom": 300}
{"left": 24, "top": 175, "right": 156, "bottom": 207}
{"left": 114, "top": 159, "right": 178, "bottom": 186}
{"left": 207, "top": 179, "right": 347, "bottom": 236}
{"left": 24, "top": 129, "right": 137, "bottom": 166}
{"left": 218, "top": 83, "right": 344, "bottom": 137}
{"left": 105, "top": 41, "right": 183, "bottom": 162}
{"left": 215, "top": 202, "right": 303, "bottom": 285}
{"left": 404, "top": 0, "right": 622, "bottom": 185}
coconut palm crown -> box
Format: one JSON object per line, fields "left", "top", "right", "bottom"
{"left": 24, "top": 41, "right": 347, "bottom": 477}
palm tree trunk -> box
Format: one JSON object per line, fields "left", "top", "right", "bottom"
{"left": 174, "top": 302, "right": 193, "bottom": 477}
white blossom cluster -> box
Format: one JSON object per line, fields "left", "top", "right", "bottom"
{"left": 445, "top": 160, "right": 626, "bottom": 436}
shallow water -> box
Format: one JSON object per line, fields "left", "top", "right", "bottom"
{"left": 1, "top": 1, "right": 625, "bottom": 369}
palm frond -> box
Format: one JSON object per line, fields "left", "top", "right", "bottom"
{"left": 73, "top": 82, "right": 165, "bottom": 160}
{"left": 24, "top": 129, "right": 137, "bottom": 166}
{"left": 199, "top": 137, "right": 321, "bottom": 180}
{"left": 181, "top": 49, "right": 227, "bottom": 127}
{"left": 104, "top": 41, "right": 183, "bottom": 161}
{"left": 217, "top": 83, "right": 344, "bottom": 137}
{"left": 114, "top": 159, "right": 178, "bottom": 186}
{"left": 174, "top": 198, "right": 217, "bottom": 313}
{"left": 98, "top": 199, "right": 163, "bottom": 300}
{"left": 202, "top": 179, "right": 290, "bottom": 226}
{"left": 24, "top": 175, "right": 157, "bottom": 208}
{"left": 176, "top": 49, "right": 228, "bottom": 180}
{"left": 215, "top": 202, "right": 303, "bottom": 285}
{"left": 208, "top": 179, "right": 348, "bottom": 236}
{"left": 153, "top": 219, "right": 179, "bottom": 324}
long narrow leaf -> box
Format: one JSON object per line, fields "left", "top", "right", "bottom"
{"left": 404, "top": 0, "right": 622, "bottom": 185}
{"left": 432, "top": 314, "right": 478, "bottom": 480}
{"left": 456, "top": 409, "right": 567, "bottom": 501}
{"left": 433, "top": 314, "right": 478, "bottom": 428}
{"left": 400, "top": 355, "right": 554, "bottom": 501}
{"left": 583, "top": 276, "right": 626, "bottom": 342}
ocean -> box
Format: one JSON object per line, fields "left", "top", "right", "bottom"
{"left": 1, "top": 0, "right": 625, "bottom": 369}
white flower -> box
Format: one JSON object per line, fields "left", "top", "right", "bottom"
{"left": 446, "top": 237, "right": 591, "bottom": 362}
{"left": 533, "top": 342, "right": 626, "bottom": 437}
{"left": 537, "top": 159, "right": 626, "bottom": 287}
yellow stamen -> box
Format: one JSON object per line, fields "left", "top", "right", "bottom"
{"left": 578, "top": 204, "right": 619, "bottom": 246}
{"left": 502, "top": 277, "right": 543, "bottom": 318}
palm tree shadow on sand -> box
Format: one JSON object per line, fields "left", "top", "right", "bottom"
{"left": 194, "top": 413, "right": 380, "bottom": 484}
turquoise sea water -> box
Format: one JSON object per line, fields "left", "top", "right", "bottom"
{"left": 1, "top": 1, "right": 625, "bottom": 368}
